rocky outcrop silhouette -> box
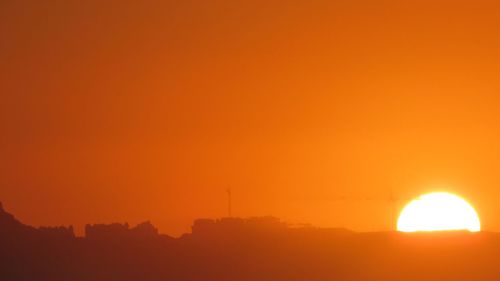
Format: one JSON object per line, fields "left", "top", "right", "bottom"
{"left": 1, "top": 202, "right": 500, "bottom": 281}
{"left": 0, "top": 202, "right": 35, "bottom": 236}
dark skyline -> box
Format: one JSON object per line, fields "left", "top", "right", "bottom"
{"left": 1, "top": 202, "right": 500, "bottom": 281}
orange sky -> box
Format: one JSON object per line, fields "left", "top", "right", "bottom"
{"left": 2, "top": 0, "right": 500, "bottom": 236}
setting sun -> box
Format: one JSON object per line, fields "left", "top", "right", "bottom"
{"left": 397, "top": 192, "right": 481, "bottom": 232}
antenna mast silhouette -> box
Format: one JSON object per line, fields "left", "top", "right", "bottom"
{"left": 227, "top": 188, "right": 232, "bottom": 217}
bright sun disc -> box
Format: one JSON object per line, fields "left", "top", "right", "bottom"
{"left": 397, "top": 192, "right": 480, "bottom": 232}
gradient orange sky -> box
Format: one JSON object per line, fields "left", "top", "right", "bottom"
{"left": 2, "top": 0, "right": 500, "bottom": 236}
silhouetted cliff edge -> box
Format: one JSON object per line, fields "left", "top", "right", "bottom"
{"left": 0, "top": 202, "right": 499, "bottom": 281}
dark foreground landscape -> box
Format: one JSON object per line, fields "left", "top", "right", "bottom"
{"left": 0, "top": 202, "right": 498, "bottom": 281}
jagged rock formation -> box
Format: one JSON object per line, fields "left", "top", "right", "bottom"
{"left": 0, "top": 202, "right": 74, "bottom": 240}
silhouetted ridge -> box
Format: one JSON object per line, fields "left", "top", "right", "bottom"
{"left": 85, "top": 222, "right": 130, "bottom": 240}
{"left": 1, "top": 203, "right": 500, "bottom": 281}
{"left": 0, "top": 203, "right": 75, "bottom": 241}
{"left": 0, "top": 201, "right": 20, "bottom": 226}
{"left": 85, "top": 221, "right": 159, "bottom": 240}
{"left": 192, "top": 216, "right": 287, "bottom": 237}
{"left": 38, "top": 226, "right": 75, "bottom": 240}
{"left": 0, "top": 202, "right": 36, "bottom": 236}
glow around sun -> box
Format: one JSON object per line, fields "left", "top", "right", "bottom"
{"left": 397, "top": 192, "right": 480, "bottom": 232}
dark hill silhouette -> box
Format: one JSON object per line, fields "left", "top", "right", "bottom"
{"left": 1, "top": 202, "right": 500, "bottom": 281}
